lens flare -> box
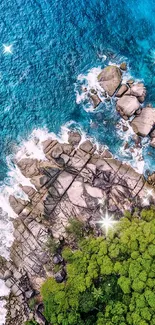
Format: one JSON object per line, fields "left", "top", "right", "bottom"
{"left": 96, "top": 210, "right": 117, "bottom": 236}
{"left": 3, "top": 44, "right": 13, "bottom": 54}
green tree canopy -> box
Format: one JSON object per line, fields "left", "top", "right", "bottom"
{"left": 41, "top": 207, "right": 155, "bottom": 325}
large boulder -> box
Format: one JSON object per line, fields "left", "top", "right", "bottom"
{"left": 116, "top": 95, "right": 140, "bottom": 119}
{"left": 115, "top": 84, "right": 128, "bottom": 97}
{"left": 17, "top": 158, "right": 40, "bottom": 178}
{"left": 98, "top": 65, "right": 122, "bottom": 96}
{"left": 126, "top": 83, "right": 146, "bottom": 103}
{"left": 9, "top": 195, "right": 27, "bottom": 214}
{"left": 131, "top": 107, "right": 155, "bottom": 136}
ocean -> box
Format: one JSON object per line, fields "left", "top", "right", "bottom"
{"left": 1, "top": 0, "right": 155, "bottom": 322}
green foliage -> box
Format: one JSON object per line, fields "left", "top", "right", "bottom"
{"left": 25, "top": 320, "right": 39, "bottom": 325}
{"left": 46, "top": 236, "right": 59, "bottom": 255}
{"left": 65, "top": 218, "right": 84, "bottom": 240}
{"left": 28, "top": 297, "right": 37, "bottom": 310}
{"left": 41, "top": 207, "right": 155, "bottom": 325}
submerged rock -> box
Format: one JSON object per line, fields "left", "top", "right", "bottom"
{"left": 116, "top": 95, "right": 140, "bottom": 119}
{"left": 131, "top": 106, "right": 155, "bottom": 136}
{"left": 98, "top": 65, "right": 122, "bottom": 96}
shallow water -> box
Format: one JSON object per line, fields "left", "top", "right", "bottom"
{"left": 0, "top": 0, "right": 155, "bottom": 180}
{"left": 1, "top": 0, "right": 155, "bottom": 322}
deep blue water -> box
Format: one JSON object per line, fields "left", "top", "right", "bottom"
{"left": 1, "top": 0, "right": 155, "bottom": 179}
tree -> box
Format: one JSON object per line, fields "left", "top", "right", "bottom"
{"left": 41, "top": 207, "right": 155, "bottom": 325}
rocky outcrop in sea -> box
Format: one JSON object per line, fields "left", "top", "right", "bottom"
{"left": 1, "top": 128, "right": 155, "bottom": 324}
{"left": 85, "top": 63, "right": 155, "bottom": 147}
{"left": 1, "top": 63, "right": 155, "bottom": 325}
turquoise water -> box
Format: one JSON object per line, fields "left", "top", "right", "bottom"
{"left": 1, "top": 0, "right": 155, "bottom": 179}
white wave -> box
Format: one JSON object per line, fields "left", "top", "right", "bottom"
{"left": 0, "top": 299, "right": 8, "bottom": 325}
{"left": 75, "top": 67, "right": 104, "bottom": 108}
{"left": 0, "top": 282, "right": 10, "bottom": 325}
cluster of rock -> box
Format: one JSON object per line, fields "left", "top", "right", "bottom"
{"left": 1, "top": 131, "right": 155, "bottom": 324}
{"left": 0, "top": 259, "right": 34, "bottom": 325}
{"left": 85, "top": 63, "right": 155, "bottom": 147}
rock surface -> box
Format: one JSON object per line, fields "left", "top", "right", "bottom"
{"left": 2, "top": 132, "right": 155, "bottom": 324}
{"left": 68, "top": 131, "right": 81, "bottom": 146}
{"left": 131, "top": 106, "right": 155, "bottom": 136}
{"left": 98, "top": 65, "right": 122, "bottom": 96}
{"left": 115, "top": 84, "right": 128, "bottom": 97}
{"left": 89, "top": 93, "right": 101, "bottom": 108}
{"left": 116, "top": 95, "right": 140, "bottom": 119}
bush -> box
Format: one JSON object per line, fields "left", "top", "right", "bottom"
{"left": 28, "top": 297, "right": 37, "bottom": 310}
{"left": 25, "top": 320, "right": 39, "bottom": 325}
{"left": 41, "top": 208, "right": 155, "bottom": 325}
{"left": 46, "top": 236, "right": 59, "bottom": 255}
{"left": 65, "top": 218, "right": 84, "bottom": 240}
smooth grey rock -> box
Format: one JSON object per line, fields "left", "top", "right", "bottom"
{"left": 130, "top": 83, "right": 146, "bottom": 99}
{"left": 115, "top": 84, "right": 128, "bottom": 97}
{"left": 79, "top": 140, "right": 94, "bottom": 153}
{"left": 131, "top": 107, "right": 155, "bottom": 136}
{"left": 17, "top": 158, "right": 39, "bottom": 178}
{"left": 67, "top": 181, "right": 87, "bottom": 207}
{"left": 116, "top": 95, "right": 140, "bottom": 118}
{"left": 50, "top": 143, "right": 63, "bottom": 158}
{"left": 55, "top": 269, "right": 66, "bottom": 283}
{"left": 13, "top": 271, "right": 22, "bottom": 280}
{"left": 53, "top": 254, "right": 63, "bottom": 264}
{"left": 25, "top": 289, "right": 34, "bottom": 299}
{"left": 98, "top": 65, "right": 122, "bottom": 96}
{"left": 62, "top": 143, "right": 73, "bottom": 155}
{"left": 68, "top": 131, "right": 81, "bottom": 146}
{"left": 9, "top": 196, "right": 26, "bottom": 215}
{"left": 4, "top": 270, "right": 12, "bottom": 280}
{"left": 89, "top": 93, "right": 101, "bottom": 108}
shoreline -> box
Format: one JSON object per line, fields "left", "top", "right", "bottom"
{"left": 1, "top": 63, "right": 155, "bottom": 324}
{"left": 1, "top": 127, "right": 155, "bottom": 324}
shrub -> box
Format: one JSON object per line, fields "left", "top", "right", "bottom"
{"left": 41, "top": 208, "right": 155, "bottom": 325}
{"left": 28, "top": 297, "right": 37, "bottom": 310}
{"left": 65, "top": 218, "right": 84, "bottom": 240}
{"left": 46, "top": 236, "right": 59, "bottom": 255}
{"left": 25, "top": 320, "right": 39, "bottom": 325}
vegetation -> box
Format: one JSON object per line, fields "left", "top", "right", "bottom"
{"left": 28, "top": 297, "right": 37, "bottom": 310}
{"left": 41, "top": 207, "right": 155, "bottom": 325}
{"left": 65, "top": 218, "right": 85, "bottom": 240}
{"left": 25, "top": 320, "right": 39, "bottom": 325}
{"left": 46, "top": 236, "right": 60, "bottom": 255}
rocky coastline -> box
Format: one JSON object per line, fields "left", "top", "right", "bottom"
{"left": 1, "top": 63, "right": 155, "bottom": 324}
{"left": 86, "top": 63, "right": 155, "bottom": 148}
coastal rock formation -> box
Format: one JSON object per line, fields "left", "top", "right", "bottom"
{"left": 2, "top": 132, "right": 155, "bottom": 324}
{"left": 116, "top": 95, "right": 140, "bottom": 119}
{"left": 98, "top": 65, "right": 122, "bottom": 96}
{"left": 126, "top": 83, "right": 146, "bottom": 103}
{"left": 131, "top": 106, "right": 155, "bottom": 136}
